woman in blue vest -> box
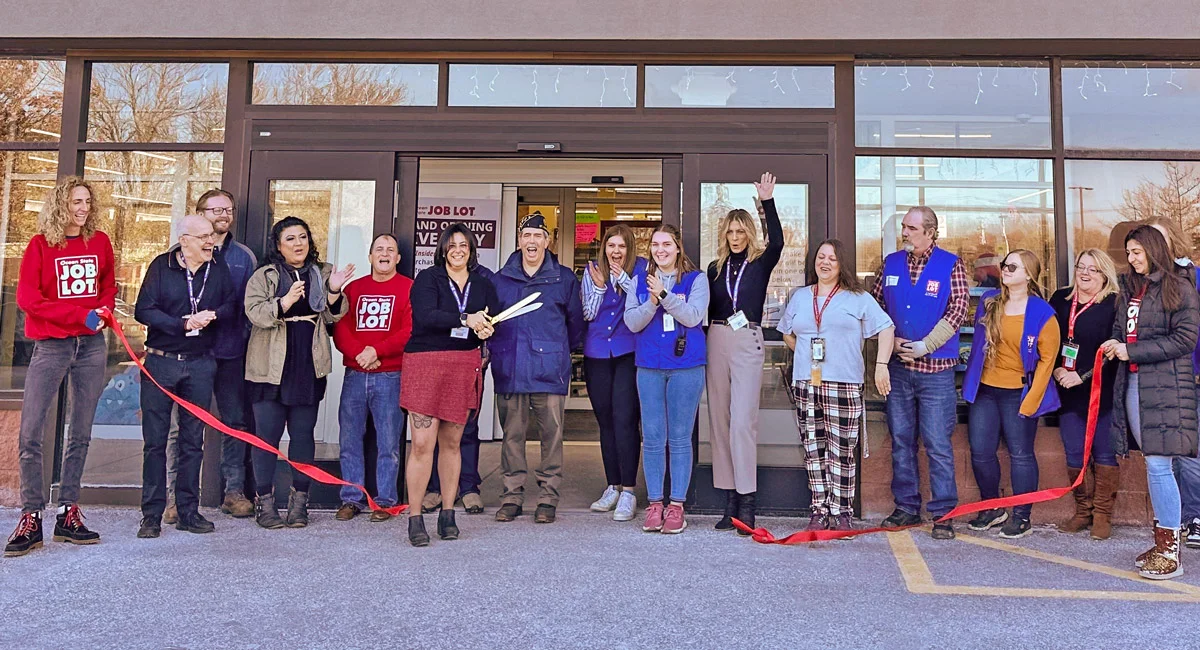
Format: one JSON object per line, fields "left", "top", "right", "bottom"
{"left": 963, "top": 249, "right": 1060, "bottom": 539}
{"left": 582, "top": 224, "right": 648, "bottom": 522}
{"left": 625, "top": 224, "right": 709, "bottom": 535}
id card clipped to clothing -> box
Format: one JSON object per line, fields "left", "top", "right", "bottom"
{"left": 1061, "top": 342, "right": 1080, "bottom": 370}
{"left": 451, "top": 327, "right": 470, "bottom": 339}
{"left": 727, "top": 310, "right": 749, "bottom": 331}
{"left": 810, "top": 337, "right": 825, "bottom": 387}
{"left": 662, "top": 314, "right": 675, "bottom": 332}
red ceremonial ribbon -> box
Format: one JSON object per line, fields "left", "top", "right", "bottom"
{"left": 733, "top": 347, "right": 1107, "bottom": 544}
{"left": 100, "top": 309, "right": 408, "bottom": 517}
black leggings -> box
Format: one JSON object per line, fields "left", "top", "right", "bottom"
{"left": 252, "top": 400, "right": 319, "bottom": 496}
{"left": 584, "top": 354, "right": 641, "bottom": 487}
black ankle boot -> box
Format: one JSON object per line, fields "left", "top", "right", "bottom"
{"left": 438, "top": 509, "right": 459, "bottom": 540}
{"left": 736, "top": 492, "right": 757, "bottom": 536}
{"left": 408, "top": 515, "right": 430, "bottom": 547}
{"left": 715, "top": 490, "right": 741, "bottom": 531}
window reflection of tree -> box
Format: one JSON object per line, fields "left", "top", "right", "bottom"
{"left": 87, "top": 63, "right": 226, "bottom": 143}
{"left": 253, "top": 63, "right": 412, "bottom": 106}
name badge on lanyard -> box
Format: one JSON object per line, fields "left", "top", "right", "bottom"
{"left": 726, "top": 259, "right": 748, "bottom": 330}
{"left": 450, "top": 279, "right": 472, "bottom": 340}
{"left": 184, "top": 258, "right": 210, "bottom": 338}
{"left": 810, "top": 285, "right": 840, "bottom": 386}
{"left": 1061, "top": 295, "right": 1093, "bottom": 371}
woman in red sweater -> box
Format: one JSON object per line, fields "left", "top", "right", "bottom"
{"left": 5, "top": 176, "right": 117, "bottom": 558}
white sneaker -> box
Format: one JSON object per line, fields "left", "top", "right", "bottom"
{"left": 613, "top": 491, "right": 637, "bottom": 522}
{"left": 590, "top": 486, "right": 620, "bottom": 512}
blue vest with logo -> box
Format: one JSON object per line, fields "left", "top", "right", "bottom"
{"left": 585, "top": 258, "right": 647, "bottom": 359}
{"left": 632, "top": 269, "right": 706, "bottom": 370}
{"left": 962, "top": 290, "right": 1061, "bottom": 418}
{"left": 881, "top": 247, "right": 961, "bottom": 360}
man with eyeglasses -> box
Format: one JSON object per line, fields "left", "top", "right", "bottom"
{"left": 134, "top": 214, "right": 236, "bottom": 538}
{"left": 161, "top": 190, "right": 259, "bottom": 523}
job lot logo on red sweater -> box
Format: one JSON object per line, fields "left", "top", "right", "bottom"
{"left": 356, "top": 295, "right": 395, "bottom": 331}
{"left": 56, "top": 255, "right": 99, "bottom": 299}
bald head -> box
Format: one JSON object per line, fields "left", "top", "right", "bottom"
{"left": 177, "top": 213, "right": 216, "bottom": 269}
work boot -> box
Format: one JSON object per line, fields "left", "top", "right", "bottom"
{"left": 462, "top": 493, "right": 484, "bottom": 514}
{"left": 220, "top": 492, "right": 255, "bottom": 518}
{"left": 162, "top": 503, "right": 179, "bottom": 525}
{"left": 714, "top": 489, "right": 740, "bottom": 531}
{"left": 4, "top": 511, "right": 43, "bottom": 557}
{"left": 736, "top": 492, "right": 756, "bottom": 536}
{"left": 335, "top": 503, "right": 362, "bottom": 521}
{"left": 1091, "top": 464, "right": 1121, "bottom": 541}
{"left": 438, "top": 509, "right": 459, "bottom": 540}
{"left": 255, "top": 492, "right": 286, "bottom": 530}
{"left": 176, "top": 510, "right": 215, "bottom": 534}
{"left": 422, "top": 491, "right": 442, "bottom": 513}
{"left": 408, "top": 515, "right": 430, "bottom": 547}
{"left": 286, "top": 489, "right": 309, "bottom": 528}
{"left": 1140, "top": 526, "right": 1183, "bottom": 580}
{"left": 534, "top": 504, "right": 557, "bottom": 524}
{"left": 53, "top": 504, "right": 100, "bottom": 545}
{"left": 136, "top": 516, "right": 161, "bottom": 539}
{"left": 1058, "top": 465, "right": 1093, "bottom": 533}
{"left": 495, "top": 503, "right": 522, "bottom": 522}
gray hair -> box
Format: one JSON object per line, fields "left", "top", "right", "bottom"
{"left": 176, "top": 213, "right": 213, "bottom": 243}
{"left": 906, "top": 206, "right": 939, "bottom": 240}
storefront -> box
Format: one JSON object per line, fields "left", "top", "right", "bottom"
{"left": 2, "top": 21, "right": 1198, "bottom": 517}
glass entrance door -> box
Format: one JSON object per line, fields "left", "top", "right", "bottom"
{"left": 245, "top": 151, "right": 396, "bottom": 462}
{"left": 684, "top": 153, "right": 828, "bottom": 513}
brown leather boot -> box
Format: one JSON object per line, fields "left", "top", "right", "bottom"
{"left": 1091, "top": 464, "right": 1121, "bottom": 541}
{"left": 1057, "top": 466, "right": 1093, "bottom": 533}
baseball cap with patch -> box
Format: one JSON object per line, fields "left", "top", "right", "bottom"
{"left": 520, "top": 211, "right": 550, "bottom": 234}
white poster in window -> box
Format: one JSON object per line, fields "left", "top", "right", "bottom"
{"left": 414, "top": 197, "right": 501, "bottom": 274}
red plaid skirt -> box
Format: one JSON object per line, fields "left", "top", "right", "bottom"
{"left": 400, "top": 349, "right": 484, "bottom": 425}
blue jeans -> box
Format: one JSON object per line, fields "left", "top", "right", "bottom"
{"left": 1058, "top": 408, "right": 1117, "bottom": 468}
{"left": 1127, "top": 374, "right": 1183, "bottom": 529}
{"left": 968, "top": 385, "right": 1039, "bottom": 520}
{"left": 337, "top": 370, "right": 403, "bottom": 508}
{"left": 885, "top": 362, "right": 958, "bottom": 517}
{"left": 637, "top": 366, "right": 705, "bottom": 503}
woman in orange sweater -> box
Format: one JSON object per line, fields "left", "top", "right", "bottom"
{"left": 962, "top": 249, "right": 1060, "bottom": 539}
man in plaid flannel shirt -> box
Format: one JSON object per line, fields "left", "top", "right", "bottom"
{"left": 871, "top": 206, "right": 970, "bottom": 540}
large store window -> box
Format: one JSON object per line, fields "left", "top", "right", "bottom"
{"left": 448, "top": 65, "right": 637, "bottom": 107}
{"left": 87, "top": 62, "right": 228, "bottom": 143}
{"left": 79, "top": 151, "right": 223, "bottom": 488}
{"left": 1062, "top": 62, "right": 1200, "bottom": 151}
{"left": 644, "top": 66, "right": 834, "bottom": 108}
{"left": 856, "top": 156, "right": 1055, "bottom": 399}
{"left": 1065, "top": 159, "right": 1200, "bottom": 273}
{"left": 252, "top": 63, "right": 438, "bottom": 106}
{"left": 855, "top": 61, "right": 1052, "bottom": 149}
{"left": 0, "top": 59, "right": 65, "bottom": 141}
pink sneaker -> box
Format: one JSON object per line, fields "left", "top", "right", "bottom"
{"left": 662, "top": 503, "right": 687, "bottom": 534}
{"left": 642, "top": 502, "right": 665, "bottom": 532}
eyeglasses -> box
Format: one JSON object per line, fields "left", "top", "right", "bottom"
{"left": 203, "top": 207, "right": 234, "bottom": 216}
{"left": 182, "top": 232, "right": 217, "bottom": 242}
{"left": 1000, "top": 263, "right": 1020, "bottom": 272}
{"left": 1074, "top": 264, "right": 1101, "bottom": 275}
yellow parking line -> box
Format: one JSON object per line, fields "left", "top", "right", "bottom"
{"left": 887, "top": 529, "right": 1200, "bottom": 602}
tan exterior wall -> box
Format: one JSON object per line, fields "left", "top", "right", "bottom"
{"left": 1, "top": 0, "right": 1198, "bottom": 42}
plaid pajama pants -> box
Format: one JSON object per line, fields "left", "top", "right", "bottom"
{"left": 793, "top": 380, "right": 865, "bottom": 517}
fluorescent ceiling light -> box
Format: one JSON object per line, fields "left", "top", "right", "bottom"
{"left": 27, "top": 183, "right": 54, "bottom": 189}
{"left": 28, "top": 128, "right": 61, "bottom": 138}
{"left": 133, "top": 151, "right": 177, "bottom": 162}
{"left": 894, "top": 133, "right": 992, "bottom": 139}
{"left": 895, "top": 163, "right": 940, "bottom": 168}
{"left": 113, "top": 193, "right": 172, "bottom": 206}
{"left": 1007, "top": 188, "right": 1052, "bottom": 203}
{"left": 84, "top": 165, "right": 122, "bottom": 175}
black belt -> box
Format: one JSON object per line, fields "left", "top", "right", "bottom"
{"left": 711, "top": 319, "right": 760, "bottom": 330}
{"left": 144, "top": 346, "right": 204, "bottom": 362}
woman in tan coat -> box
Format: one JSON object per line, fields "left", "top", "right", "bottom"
{"left": 245, "top": 216, "right": 353, "bottom": 530}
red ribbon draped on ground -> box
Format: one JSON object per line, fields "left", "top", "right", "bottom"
{"left": 733, "top": 348, "right": 1106, "bottom": 544}
{"left": 101, "top": 309, "right": 408, "bottom": 517}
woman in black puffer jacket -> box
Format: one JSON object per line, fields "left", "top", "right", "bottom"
{"left": 1104, "top": 225, "right": 1200, "bottom": 581}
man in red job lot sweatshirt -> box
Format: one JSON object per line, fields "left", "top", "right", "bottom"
{"left": 7, "top": 177, "right": 116, "bottom": 558}
{"left": 331, "top": 233, "right": 413, "bottom": 519}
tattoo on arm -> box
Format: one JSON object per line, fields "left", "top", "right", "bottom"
{"left": 412, "top": 413, "right": 434, "bottom": 429}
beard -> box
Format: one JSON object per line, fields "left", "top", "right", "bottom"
{"left": 902, "top": 242, "right": 915, "bottom": 253}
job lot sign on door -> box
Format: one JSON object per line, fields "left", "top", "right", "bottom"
{"left": 414, "top": 197, "right": 501, "bottom": 274}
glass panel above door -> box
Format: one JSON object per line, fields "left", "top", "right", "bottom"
{"left": 448, "top": 65, "right": 637, "bottom": 107}
{"left": 645, "top": 66, "right": 834, "bottom": 108}
{"left": 252, "top": 63, "right": 439, "bottom": 106}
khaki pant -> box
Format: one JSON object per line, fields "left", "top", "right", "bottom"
{"left": 498, "top": 393, "right": 566, "bottom": 507}
{"left": 706, "top": 324, "right": 765, "bottom": 494}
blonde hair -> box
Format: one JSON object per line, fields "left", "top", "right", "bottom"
{"left": 39, "top": 176, "right": 98, "bottom": 248}
{"left": 714, "top": 209, "right": 764, "bottom": 272}
{"left": 1067, "top": 248, "right": 1119, "bottom": 303}
{"left": 982, "top": 249, "right": 1044, "bottom": 365}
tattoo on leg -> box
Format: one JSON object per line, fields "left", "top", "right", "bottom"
{"left": 413, "top": 413, "right": 434, "bottom": 429}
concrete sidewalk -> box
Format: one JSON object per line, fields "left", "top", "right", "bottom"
{"left": 2, "top": 506, "right": 1197, "bottom": 650}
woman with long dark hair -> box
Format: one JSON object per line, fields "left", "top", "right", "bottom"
{"left": 778, "top": 239, "right": 894, "bottom": 533}
{"left": 706, "top": 172, "right": 783, "bottom": 533}
{"left": 582, "top": 224, "right": 647, "bottom": 522}
{"left": 1103, "top": 225, "right": 1200, "bottom": 580}
{"left": 1050, "top": 249, "right": 1120, "bottom": 540}
{"left": 244, "top": 216, "right": 353, "bottom": 529}
{"left": 625, "top": 224, "right": 709, "bottom": 535}
{"left": 400, "top": 223, "right": 499, "bottom": 546}
{"left": 962, "top": 249, "right": 1060, "bottom": 539}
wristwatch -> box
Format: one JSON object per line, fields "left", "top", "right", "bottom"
{"left": 658, "top": 289, "right": 669, "bottom": 300}
{"left": 460, "top": 313, "right": 469, "bottom": 327}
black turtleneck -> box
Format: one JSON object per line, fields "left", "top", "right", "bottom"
{"left": 706, "top": 197, "right": 785, "bottom": 324}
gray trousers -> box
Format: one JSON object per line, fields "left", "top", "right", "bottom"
{"left": 498, "top": 393, "right": 566, "bottom": 507}
{"left": 18, "top": 333, "right": 108, "bottom": 512}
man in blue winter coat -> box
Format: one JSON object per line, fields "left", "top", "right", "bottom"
{"left": 489, "top": 212, "right": 585, "bottom": 524}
